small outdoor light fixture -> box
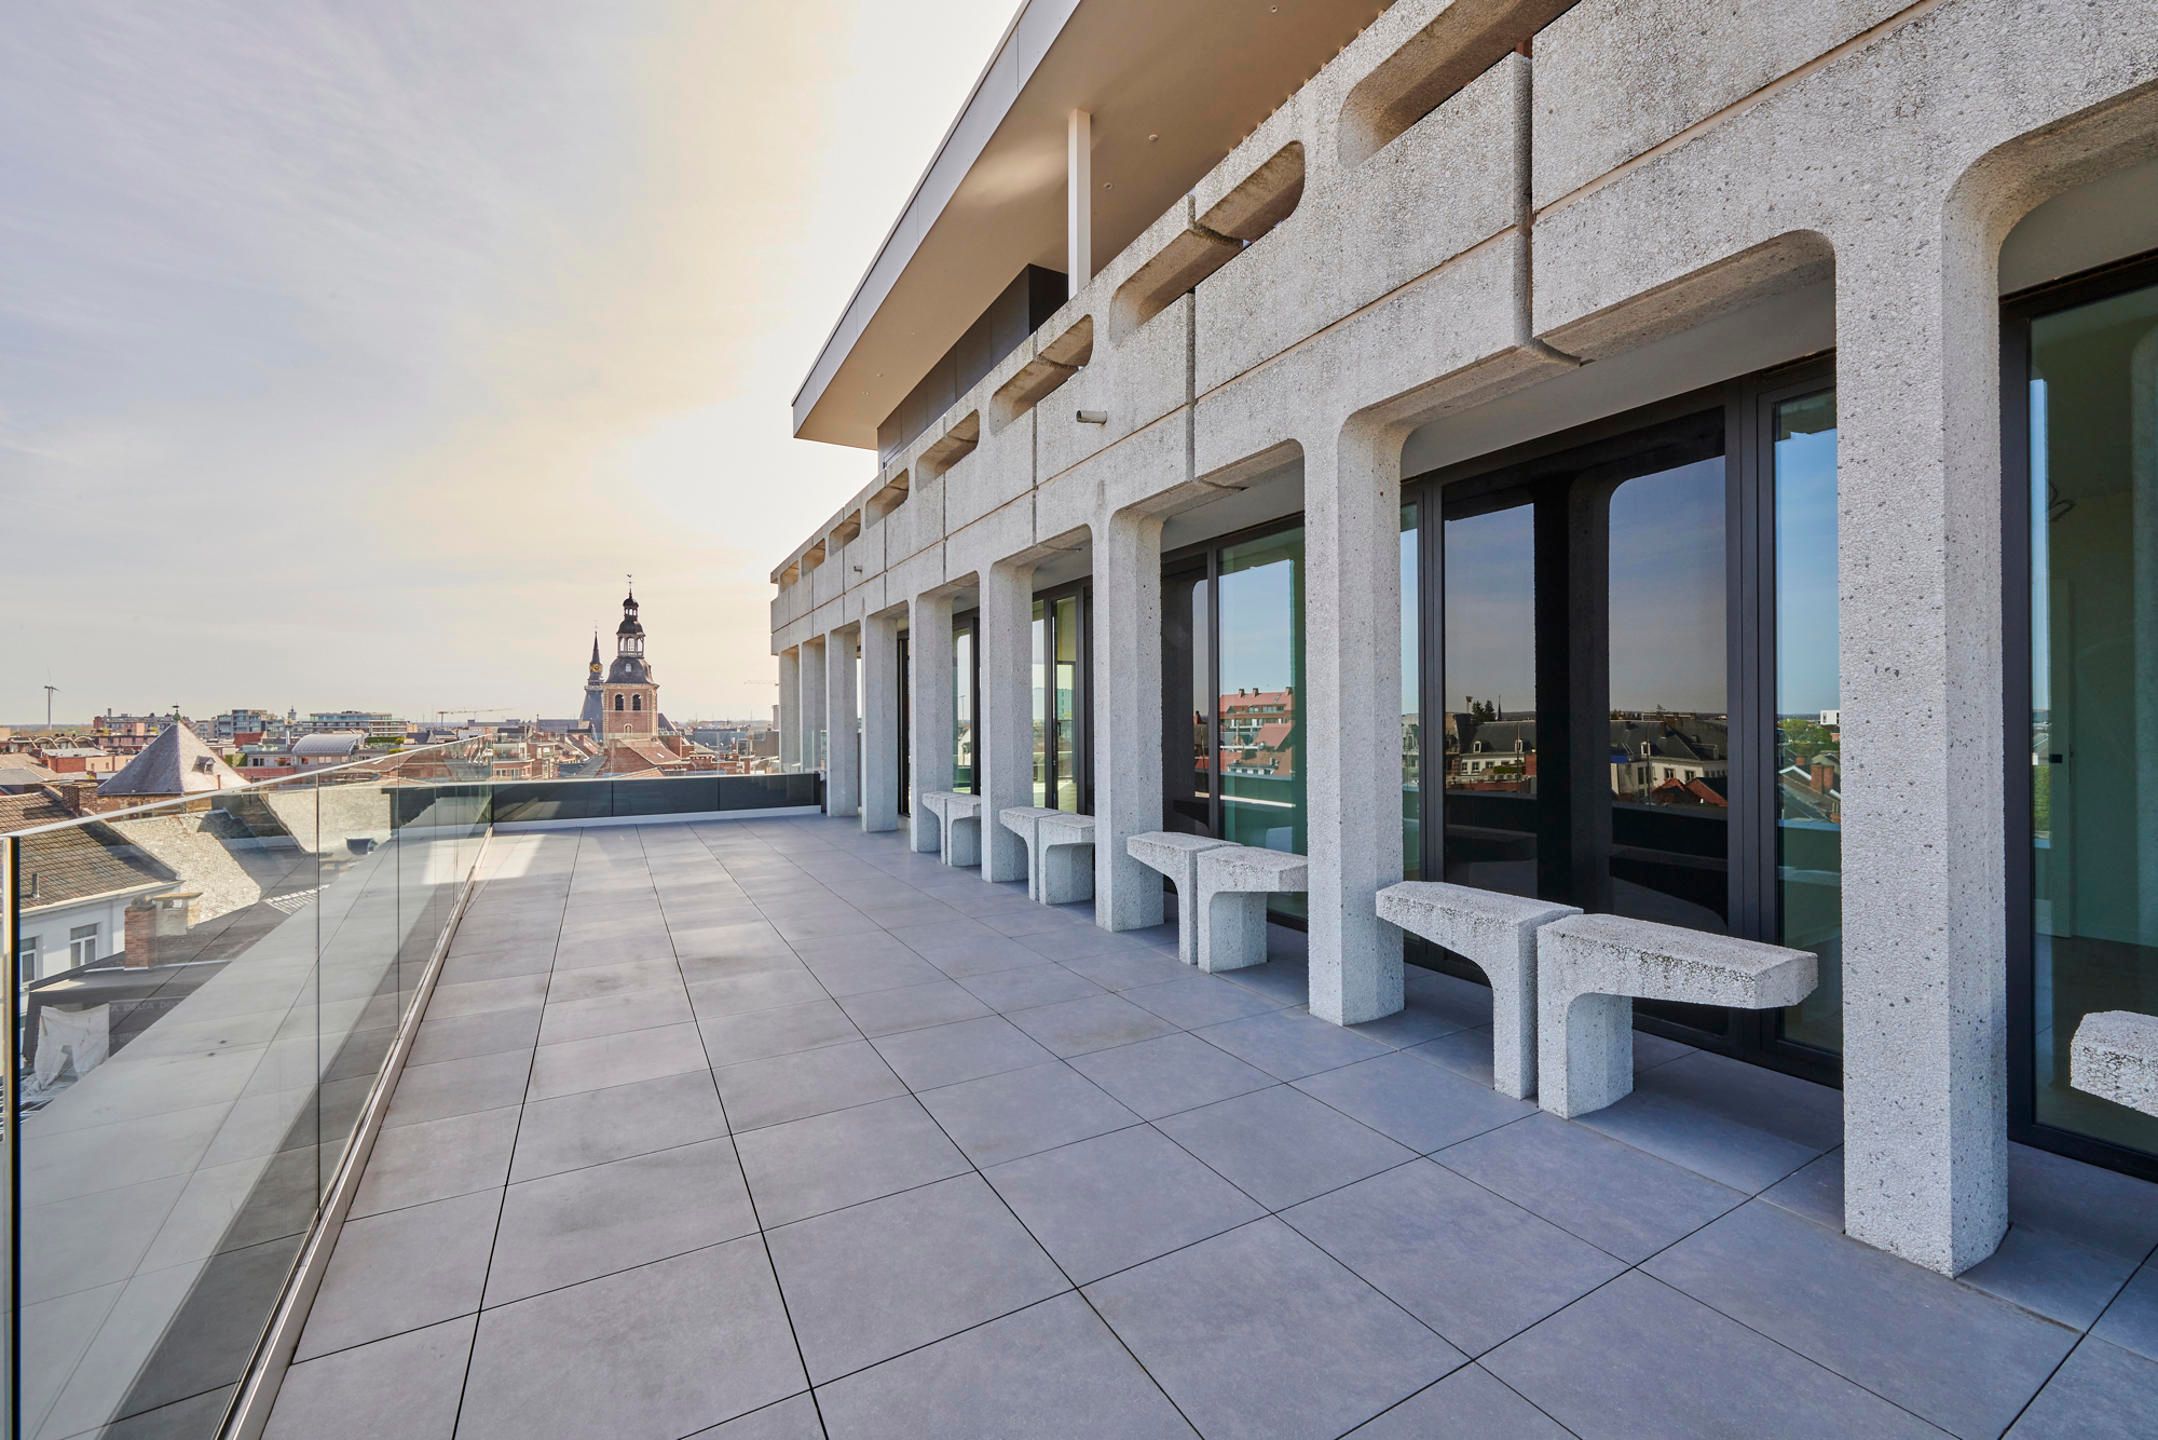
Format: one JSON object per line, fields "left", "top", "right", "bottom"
{"left": 1076, "top": 409, "right": 1108, "bottom": 425}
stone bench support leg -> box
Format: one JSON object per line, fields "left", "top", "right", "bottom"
{"left": 944, "top": 815, "right": 980, "bottom": 869}
{"left": 1041, "top": 844, "right": 1094, "bottom": 905}
{"left": 1201, "top": 892, "right": 1270, "bottom": 973}
{"left": 1542, "top": 990, "right": 1634, "bottom": 1119}
{"left": 1485, "top": 953, "right": 1536, "bottom": 1102}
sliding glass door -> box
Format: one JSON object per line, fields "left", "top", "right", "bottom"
{"left": 1029, "top": 585, "right": 1090, "bottom": 813}
{"left": 2007, "top": 259, "right": 2158, "bottom": 1173}
{"left": 1417, "top": 361, "right": 1839, "bottom": 1073}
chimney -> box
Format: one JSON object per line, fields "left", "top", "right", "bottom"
{"left": 123, "top": 891, "right": 196, "bottom": 969}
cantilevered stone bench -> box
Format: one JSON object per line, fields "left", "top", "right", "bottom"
{"left": 2071, "top": 1011, "right": 2158, "bottom": 1118}
{"left": 1193, "top": 845, "right": 1308, "bottom": 973}
{"left": 1536, "top": 914, "right": 1816, "bottom": 1119}
{"left": 1376, "top": 881, "right": 1580, "bottom": 1100}
{"left": 1127, "top": 832, "right": 1233, "bottom": 965}
{"left": 998, "top": 806, "right": 1062, "bottom": 899}
{"left": 921, "top": 791, "right": 982, "bottom": 869}
{"left": 1035, "top": 814, "right": 1096, "bottom": 905}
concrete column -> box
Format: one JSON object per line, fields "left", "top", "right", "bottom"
{"left": 824, "top": 626, "right": 860, "bottom": 818}
{"left": 979, "top": 560, "right": 1035, "bottom": 883}
{"left": 1093, "top": 509, "right": 1166, "bottom": 930}
{"left": 777, "top": 648, "right": 801, "bottom": 772}
{"left": 1301, "top": 422, "right": 1404, "bottom": 1026}
{"left": 1836, "top": 223, "right": 2007, "bottom": 1275}
{"left": 907, "top": 594, "right": 955, "bottom": 853}
{"left": 860, "top": 611, "right": 901, "bottom": 832}
{"left": 1067, "top": 109, "right": 1092, "bottom": 297}
{"left": 799, "top": 635, "right": 827, "bottom": 783}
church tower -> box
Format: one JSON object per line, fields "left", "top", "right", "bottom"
{"left": 601, "top": 583, "right": 659, "bottom": 741}
{"left": 578, "top": 632, "right": 605, "bottom": 733}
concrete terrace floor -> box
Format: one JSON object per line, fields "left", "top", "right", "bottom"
{"left": 267, "top": 816, "right": 2158, "bottom": 1440}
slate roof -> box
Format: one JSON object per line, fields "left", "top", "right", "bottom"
{"left": 0, "top": 794, "right": 178, "bottom": 911}
{"left": 98, "top": 722, "right": 248, "bottom": 799}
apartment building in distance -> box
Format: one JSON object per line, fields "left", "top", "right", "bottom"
{"left": 767, "top": 0, "right": 2158, "bottom": 1281}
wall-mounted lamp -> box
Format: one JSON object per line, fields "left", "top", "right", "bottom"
{"left": 1075, "top": 409, "right": 1108, "bottom": 425}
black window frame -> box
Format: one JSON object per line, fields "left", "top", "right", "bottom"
{"left": 1407, "top": 355, "right": 1840, "bottom": 1084}
{"left": 2001, "top": 249, "right": 2158, "bottom": 1183}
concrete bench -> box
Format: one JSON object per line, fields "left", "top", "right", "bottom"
{"left": 1035, "top": 814, "right": 1096, "bottom": 905}
{"left": 1536, "top": 914, "right": 1816, "bottom": 1118}
{"left": 921, "top": 791, "right": 982, "bottom": 869}
{"left": 998, "top": 806, "right": 1062, "bottom": 899}
{"left": 1127, "top": 832, "right": 1234, "bottom": 965}
{"left": 1193, "top": 845, "right": 1308, "bottom": 973}
{"left": 1376, "top": 881, "right": 1580, "bottom": 1100}
{"left": 2071, "top": 1011, "right": 2158, "bottom": 1118}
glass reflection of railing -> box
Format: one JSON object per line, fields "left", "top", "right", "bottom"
{"left": 1, "top": 756, "right": 819, "bottom": 1440}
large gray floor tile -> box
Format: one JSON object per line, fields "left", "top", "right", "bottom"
{"left": 1577, "top": 1048, "right": 1841, "bottom": 1192}
{"left": 717, "top": 1039, "right": 905, "bottom": 1131}
{"left": 537, "top": 985, "right": 693, "bottom": 1046}
{"left": 1088, "top": 1217, "right": 1464, "bottom": 1439}
{"left": 2007, "top": 1142, "right": 2158, "bottom": 1262}
{"left": 689, "top": 968, "right": 828, "bottom": 1016}
{"left": 767, "top": 1173, "right": 1067, "bottom": 1382}
{"left": 1196, "top": 1008, "right": 1395, "bottom": 1080}
{"left": 407, "top": 1006, "right": 541, "bottom": 1067}
{"left": 956, "top": 965, "right": 1104, "bottom": 1013}
{"left": 871, "top": 1014, "right": 1058, "bottom": 1090}
{"left": 799, "top": 947, "right": 946, "bottom": 997}
{"left": 296, "top": 1189, "right": 499, "bottom": 1360}
{"left": 424, "top": 973, "right": 549, "bottom": 1021}
{"left": 701, "top": 998, "right": 861, "bottom": 1065}
{"left": 1294, "top": 1052, "right": 1535, "bottom": 1152}
{"left": 525, "top": 1021, "right": 708, "bottom": 1101}
{"left": 735, "top": 1095, "right": 970, "bottom": 1226}
{"left": 1286, "top": 1160, "right": 1626, "bottom": 1355}
{"left": 1008, "top": 993, "right": 1179, "bottom": 1056}
{"left": 1054, "top": 944, "right": 1186, "bottom": 991}
{"left": 836, "top": 977, "right": 993, "bottom": 1036}
{"left": 1068, "top": 1031, "right": 1276, "bottom": 1120}
{"left": 543, "top": 957, "right": 681, "bottom": 1004}
{"left": 918, "top": 1060, "right": 1141, "bottom": 1167}
{"left": 1644, "top": 1200, "right": 2077, "bottom": 1439}
{"left": 986, "top": 1125, "right": 1265, "bottom": 1283}
{"left": 1344, "top": 1365, "right": 1570, "bottom": 1438}
{"left": 688, "top": 1392, "right": 824, "bottom": 1438}
{"left": 383, "top": 1048, "right": 530, "bottom": 1129}
{"left": 1485, "top": 1272, "right": 1941, "bottom": 1440}
{"left": 1436, "top": 1112, "right": 1743, "bottom": 1262}
{"left": 2009, "top": 1338, "right": 2158, "bottom": 1439}
{"left": 509, "top": 1068, "right": 728, "bottom": 1182}
{"left": 2092, "top": 1263, "right": 2158, "bottom": 1362}
{"left": 1158, "top": 1084, "right": 1413, "bottom": 1210}
{"left": 486, "top": 1138, "right": 758, "bottom": 1305}
{"left": 816, "top": 1292, "right": 1195, "bottom": 1440}
{"left": 1122, "top": 972, "right": 1283, "bottom": 1029}
{"left": 350, "top": 1105, "right": 518, "bottom": 1217}
{"left": 458, "top": 1238, "right": 806, "bottom": 1440}
{"left": 265, "top": 1315, "right": 473, "bottom": 1439}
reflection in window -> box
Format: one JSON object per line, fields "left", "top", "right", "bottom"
{"left": 1773, "top": 390, "right": 1843, "bottom": 1053}
{"left": 1218, "top": 528, "right": 1306, "bottom": 915}
{"left": 1607, "top": 457, "right": 1728, "bottom": 931}
{"left": 954, "top": 627, "right": 975, "bottom": 793}
{"left": 1442, "top": 503, "right": 1537, "bottom": 896}
{"left": 2027, "top": 277, "right": 2158, "bottom": 1155}
{"left": 1032, "top": 601, "right": 1049, "bottom": 806}
{"left": 1054, "top": 594, "right": 1081, "bottom": 811}
{"left": 1402, "top": 504, "right": 1421, "bottom": 880}
{"left": 1163, "top": 572, "right": 1211, "bottom": 834}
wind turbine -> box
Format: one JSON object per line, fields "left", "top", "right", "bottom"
{"left": 43, "top": 682, "right": 58, "bottom": 729}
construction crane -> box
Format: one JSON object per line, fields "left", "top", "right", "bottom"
{"left": 435, "top": 706, "right": 517, "bottom": 725}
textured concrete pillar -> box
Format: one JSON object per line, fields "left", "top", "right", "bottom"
{"left": 1836, "top": 224, "right": 2007, "bottom": 1275}
{"left": 860, "top": 611, "right": 901, "bottom": 832}
{"left": 978, "top": 560, "right": 1034, "bottom": 883}
{"left": 824, "top": 626, "right": 859, "bottom": 819}
{"left": 907, "top": 594, "right": 955, "bottom": 853}
{"left": 777, "top": 648, "right": 801, "bottom": 772}
{"left": 799, "top": 635, "right": 827, "bottom": 782}
{"left": 1092, "top": 510, "right": 1167, "bottom": 930}
{"left": 1301, "top": 422, "right": 1404, "bottom": 1025}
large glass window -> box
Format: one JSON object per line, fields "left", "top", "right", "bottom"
{"left": 1217, "top": 529, "right": 1306, "bottom": 859}
{"left": 953, "top": 618, "right": 976, "bottom": 793}
{"left": 1163, "top": 567, "right": 1212, "bottom": 835}
{"left": 2022, "top": 273, "right": 2158, "bottom": 1157}
{"left": 1442, "top": 501, "right": 1538, "bottom": 896}
{"left": 1028, "top": 588, "right": 1087, "bottom": 811}
{"left": 1772, "top": 390, "right": 1843, "bottom": 1052}
{"left": 1402, "top": 504, "right": 1422, "bottom": 879}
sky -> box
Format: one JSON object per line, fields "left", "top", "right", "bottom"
{"left": 0, "top": 0, "right": 1017, "bottom": 726}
